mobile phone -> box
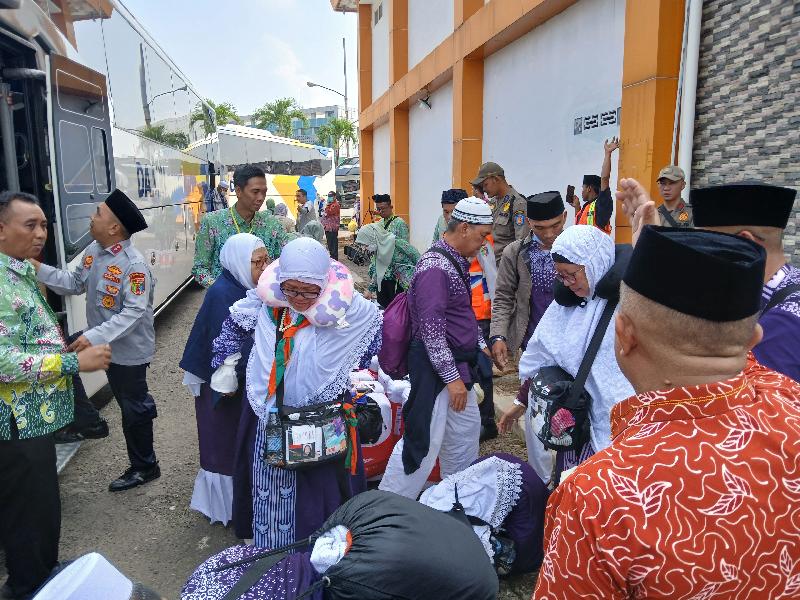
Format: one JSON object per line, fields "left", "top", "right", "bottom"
{"left": 566, "top": 185, "right": 575, "bottom": 204}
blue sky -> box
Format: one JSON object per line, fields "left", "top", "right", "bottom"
{"left": 122, "top": 0, "right": 358, "bottom": 116}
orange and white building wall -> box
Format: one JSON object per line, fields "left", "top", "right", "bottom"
{"left": 331, "top": 0, "right": 687, "bottom": 247}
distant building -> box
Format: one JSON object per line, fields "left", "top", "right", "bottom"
{"left": 241, "top": 105, "right": 358, "bottom": 158}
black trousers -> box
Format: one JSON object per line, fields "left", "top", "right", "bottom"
{"left": 0, "top": 421, "right": 60, "bottom": 597}
{"left": 377, "top": 278, "right": 401, "bottom": 309}
{"left": 325, "top": 229, "right": 339, "bottom": 260}
{"left": 107, "top": 363, "right": 158, "bottom": 470}
{"left": 477, "top": 319, "right": 495, "bottom": 424}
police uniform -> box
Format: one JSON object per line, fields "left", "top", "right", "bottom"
{"left": 656, "top": 165, "right": 693, "bottom": 228}
{"left": 471, "top": 162, "right": 530, "bottom": 264}
{"left": 37, "top": 189, "right": 159, "bottom": 491}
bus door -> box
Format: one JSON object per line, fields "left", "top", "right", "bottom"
{"left": 48, "top": 54, "right": 115, "bottom": 264}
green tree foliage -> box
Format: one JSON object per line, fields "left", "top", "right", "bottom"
{"left": 140, "top": 124, "right": 189, "bottom": 149}
{"left": 190, "top": 99, "right": 243, "bottom": 135}
{"left": 316, "top": 118, "right": 357, "bottom": 163}
{"left": 253, "top": 98, "right": 308, "bottom": 137}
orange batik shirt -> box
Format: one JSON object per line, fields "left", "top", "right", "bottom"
{"left": 534, "top": 358, "right": 800, "bottom": 600}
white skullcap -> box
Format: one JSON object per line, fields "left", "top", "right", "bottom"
{"left": 452, "top": 197, "right": 493, "bottom": 225}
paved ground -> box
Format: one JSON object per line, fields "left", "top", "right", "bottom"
{"left": 2, "top": 238, "right": 538, "bottom": 598}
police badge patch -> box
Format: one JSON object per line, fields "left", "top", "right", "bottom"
{"left": 102, "top": 295, "right": 115, "bottom": 309}
{"left": 83, "top": 255, "right": 94, "bottom": 269}
{"left": 513, "top": 211, "right": 525, "bottom": 227}
{"left": 678, "top": 211, "right": 689, "bottom": 222}
{"left": 129, "top": 272, "right": 146, "bottom": 295}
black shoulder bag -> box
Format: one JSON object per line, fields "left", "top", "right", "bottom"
{"left": 763, "top": 284, "right": 800, "bottom": 314}
{"left": 528, "top": 298, "right": 618, "bottom": 453}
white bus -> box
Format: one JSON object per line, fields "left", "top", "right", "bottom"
{"left": 0, "top": 0, "right": 220, "bottom": 395}
{"left": 189, "top": 124, "right": 335, "bottom": 218}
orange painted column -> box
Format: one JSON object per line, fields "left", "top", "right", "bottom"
{"left": 357, "top": 4, "right": 373, "bottom": 225}
{"left": 455, "top": 0, "right": 484, "bottom": 26}
{"left": 452, "top": 57, "right": 484, "bottom": 190}
{"left": 389, "top": 0, "right": 410, "bottom": 226}
{"left": 617, "top": 0, "right": 685, "bottom": 242}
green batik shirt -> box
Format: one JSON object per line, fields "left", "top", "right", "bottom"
{"left": 0, "top": 253, "right": 79, "bottom": 440}
{"left": 381, "top": 215, "right": 410, "bottom": 242}
{"left": 192, "top": 207, "right": 289, "bottom": 288}
{"left": 368, "top": 238, "right": 421, "bottom": 294}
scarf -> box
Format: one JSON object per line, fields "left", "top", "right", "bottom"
{"left": 219, "top": 233, "right": 265, "bottom": 289}
{"left": 267, "top": 307, "right": 312, "bottom": 399}
{"left": 355, "top": 222, "right": 396, "bottom": 284}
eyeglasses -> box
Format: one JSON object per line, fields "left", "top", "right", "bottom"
{"left": 251, "top": 258, "right": 269, "bottom": 268}
{"left": 280, "top": 283, "right": 321, "bottom": 300}
{"left": 554, "top": 265, "right": 585, "bottom": 284}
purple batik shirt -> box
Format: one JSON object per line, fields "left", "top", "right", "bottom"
{"left": 523, "top": 239, "right": 556, "bottom": 348}
{"left": 408, "top": 239, "right": 486, "bottom": 384}
{"left": 754, "top": 263, "right": 800, "bottom": 382}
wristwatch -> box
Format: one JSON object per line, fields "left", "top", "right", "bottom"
{"left": 489, "top": 335, "right": 507, "bottom": 346}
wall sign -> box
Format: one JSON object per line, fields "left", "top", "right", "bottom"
{"left": 574, "top": 107, "right": 621, "bottom": 135}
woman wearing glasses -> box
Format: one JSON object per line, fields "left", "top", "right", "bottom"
{"left": 210, "top": 237, "right": 382, "bottom": 548}
{"left": 514, "top": 225, "right": 634, "bottom": 486}
{"left": 180, "top": 233, "right": 268, "bottom": 528}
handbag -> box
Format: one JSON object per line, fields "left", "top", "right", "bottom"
{"left": 263, "top": 309, "right": 356, "bottom": 471}
{"left": 528, "top": 298, "right": 618, "bottom": 452}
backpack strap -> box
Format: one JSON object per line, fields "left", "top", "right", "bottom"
{"left": 763, "top": 284, "right": 800, "bottom": 314}
{"left": 216, "top": 537, "right": 311, "bottom": 599}
{"left": 382, "top": 215, "right": 396, "bottom": 230}
{"left": 430, "top": 247, "right": 471, "bottom": 293}
{"left": 658, "top": 204, "right": 680, "bottom": 228}
{"left": 567, "top": 299, "right": 618, "bottom": 405}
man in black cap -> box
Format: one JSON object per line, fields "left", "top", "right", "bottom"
{"left": 431, "top": 189, "right": 467, "bottom": 244}
{"left": 690, "top": 182, "right": 799, "bottom": 382}
{"left": 492, "top": 192, "right": 566, "bottom": 434}
{"left": 618, "top": 178, "right": 799, "bottom": 382}
{"left": 534, "top": 225, "right": 800, "bottom": 598}
{"left": 471, "top": 161, "right": 530, "bottom": 264}
{"left": 33, "top": 189, "right": 160, "bottom": 491}
{"left": 571, "top": 137, "right": 617, "bottom": 235}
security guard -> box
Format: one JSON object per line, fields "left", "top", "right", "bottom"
{"left": 656, "top": 165, "right": 693, "bottom": 228}
{"left": 35, "top": 189, "right": 159, "bottom": 492}
{"left": 471, "top": 162, "right": 529, "bottom": 264}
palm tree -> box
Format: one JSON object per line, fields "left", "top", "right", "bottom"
{"left": 140, "top": 124, "right": 189, "bottom": 149}
{"left": 190, "top": 99, "right": 243, "bottom": 135}
{"left": 316, "top": 118, "right": 357, "bottom": 164}
{"left": 252, "top": 98, "right": 308, "bottom": 137}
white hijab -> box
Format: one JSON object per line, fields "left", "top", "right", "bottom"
{"left": 519, "top": 225, "right": 634, "bottom": 482}
{"left": 355, "top": 222, "right": 396, "bottom": 284}
{"left": 219, "top": 233, "right": 265, "bottom": 290}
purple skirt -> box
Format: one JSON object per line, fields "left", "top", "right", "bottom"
{"left": 181, "top": 546, "right": 321, "bottom": 600}
{"left": 195, "top": 384, "right": 244, "bottom": 476}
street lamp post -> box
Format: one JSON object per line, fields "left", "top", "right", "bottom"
{"left": 307, "top": 36, "right": 351, "bottom": 158}
{"left": 146, "top": 84, "right": 188, "bottom": 109}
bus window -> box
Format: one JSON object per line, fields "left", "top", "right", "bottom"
{"left": 92, "top": 127, "right": 111, "bottom": 193}
{"left": 59, "top": 121, "right": 94, "bottom": 193}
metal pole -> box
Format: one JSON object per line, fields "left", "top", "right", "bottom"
{"left": 343, "top": 36, "right": 349, "bottom": 159}
{"left": 0, "top": 83, "right": 20, "bottom": 192}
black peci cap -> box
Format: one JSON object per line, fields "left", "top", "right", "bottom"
{"left": 583, "top": 175, "right": 601, "bottom": 188}
{"left": 526, "top": 191, "right": 564, "bottom": 220}
{"left": 372, "top": 194, "right": 391, "bottom": 204}
{"left": 441, "top": 189, "right": 468, "bottom": 205}
{"left": 691, "top": 182, "right": 796, "bottom": 230}
{"left": 623, "top": 226, "right": 766, "bottom": 322}
{"left": 104, "top": 189, "right": 147, "bottom": 234}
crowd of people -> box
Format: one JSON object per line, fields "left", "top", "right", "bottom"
{"left": 1, "top": 143, "right": 799, "bottom": 598}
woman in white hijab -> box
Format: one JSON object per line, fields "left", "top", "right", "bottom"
{"left": 180, "top": 233, "right": 267, "bottom": 526}
{"left": 210, "top": 237, "right": 382, "bottom": 548}
{"left": 355, "top": 222, "right": 420, "bottom": 308}
{"left": 517, "top": 225, "right": 634, "bottom": 485}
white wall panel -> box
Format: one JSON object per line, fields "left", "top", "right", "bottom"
{"left": 373, "top": 123, "right": 391, "bottom": 199}
{"left": 371, "top": 0, "right": 391, "bottom": 102}
{"left": 409, "top": 81, "right": 454, "bottom": 252}
{"left": 408, "top": 0, "right": 454, "bottom": 70}
{"left": 483, "top": 0, "right": 625, "bottom": 228}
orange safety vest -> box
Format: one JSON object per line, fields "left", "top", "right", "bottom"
{"left": 576, "top": 199, "right": 612, "bottom": 234}
{"left": 469, "top": 234, "right": 493, "bottom": 321}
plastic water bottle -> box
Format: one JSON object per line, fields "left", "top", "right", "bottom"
{"left": 265, "top": 407, "right": 283, "bottom": 465}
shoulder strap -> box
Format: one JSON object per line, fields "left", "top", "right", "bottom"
{"left": 658, "top": 205, "right": 680, "bottom": 228}
{"left": 220, "top": 552, "right": 289, "bottom": 600}
{"left": 568, "top": 299, "right": 618, "bottom": 404}
{"left": 382, "top": 215, "right": 396, "bottom": 230}
{"left": 430, "top": 247, "right": 470, "bottom": 292}
{"left": 763, "top": 284, "right": 800, "bottom": 314}
{"left": 274, "top": 308, "right": 287, "bottom": 413}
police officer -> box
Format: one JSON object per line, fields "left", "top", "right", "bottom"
{"left": 656, "top": 165, "right": 693, "bottom": 228}
{"left": 470, "top": 162, "right": 529, "bottom": 264}
{"left": 34, "top": 189, "right": 159, "bottom": 492}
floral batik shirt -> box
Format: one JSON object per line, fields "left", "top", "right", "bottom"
{"left": 376, "top": 215, "right": 410, "bottom": 243}
{"left": 535, "top": 358, "right": 800, "bottom": 599}
{"left": 192, "top": 207, "right": 289, "bottom": 288}
{"left": 0, "top": 253, "right": 79, "bottom": 440}
{"left": 754, "top": 263, "right": 800, "bottom": 382}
